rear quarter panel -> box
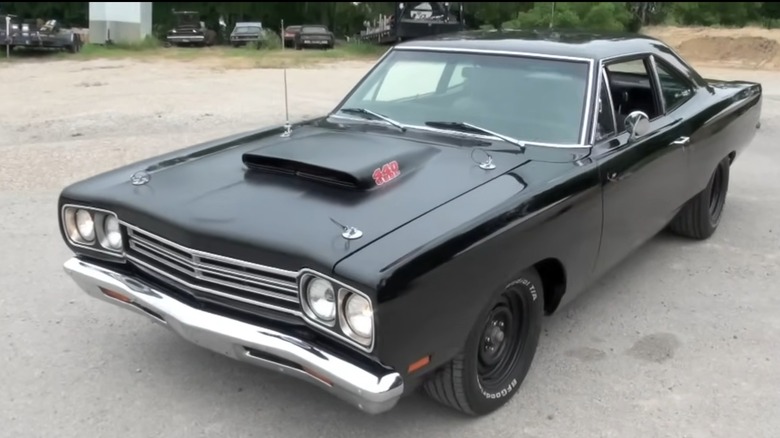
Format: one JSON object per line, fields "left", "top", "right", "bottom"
{"left": 685, "top": 80, "right": 762, "bottom": 196}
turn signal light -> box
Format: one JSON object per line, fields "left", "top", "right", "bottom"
{"left": 99, "top": 287, "right": 132, "bottom": 303}
{"left": 407, "top": 355, "right": 431, "bottom": 374}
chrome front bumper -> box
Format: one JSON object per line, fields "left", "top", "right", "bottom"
{"left": 63, "top": 257, "right": 404, "bottom": 414}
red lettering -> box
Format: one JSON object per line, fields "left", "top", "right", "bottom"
{"left": 372, "top": 160, "right": 401, "bottom": 186}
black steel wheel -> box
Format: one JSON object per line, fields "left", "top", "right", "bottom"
{"left": 423, "top": 268, "right": 544, "bottom": 416}
{"left": 669, "top": 155, "right": 731, "bottom": 240}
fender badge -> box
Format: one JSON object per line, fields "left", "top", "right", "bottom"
{"left": 130, "top": 171, "right": 151, "bottom": 186}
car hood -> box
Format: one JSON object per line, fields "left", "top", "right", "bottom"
{"left": 60, "top": 119, "right": 583, "bottom": 273}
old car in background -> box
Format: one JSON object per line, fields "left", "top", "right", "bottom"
{"left": 282, "top": 24, "right": 301, "bottom": 48}
{"left": 4, "top": 18, "right": 82, "bottom": 53}
{"left": 58, "top": 30, "right": 762, "bottom": 416}
{"left": 294, "top": 24, "right": 335, "bottom": 50}
{"left": 164, "top": 10, "right": 216, "bottom": 47}
{"left": 229, "top": 21, "right": 278, "bottom": 48}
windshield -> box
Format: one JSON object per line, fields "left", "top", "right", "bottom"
{"left": 235, "top": 26, "right": 261, "bottom": 34}
{"left": 301, "top": 26, "right": 327, "bottom": 34}
{"left": 335, "top": 49, "right": 591, "bottom": 145}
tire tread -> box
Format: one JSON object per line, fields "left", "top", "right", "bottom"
{"left": 423, "top": 354, "right": 474, "bottom": 415}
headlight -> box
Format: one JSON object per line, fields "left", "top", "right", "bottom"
{"left": 97, "top": 214, "right": 123, "bottom": 250}
{"left": 305, "top": 277, "right": 336, "bottom": 323}
{"left": 342, "top": 293, "right": 373, "bottom": 344}
{"left": 75, "top": 209, "right": 95, "bottom": 242}
{"left": 62, "top": 205, "right": 124, "bottom": 255}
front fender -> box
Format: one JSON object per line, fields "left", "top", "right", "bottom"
{"left": 334, "top": 165, "right": 603, "bottom": 382}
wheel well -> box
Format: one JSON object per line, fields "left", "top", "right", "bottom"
{"left": 533, "top": 258, "right": 566, "bottom": 315}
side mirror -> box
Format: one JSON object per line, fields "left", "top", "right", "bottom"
{"left": 624, "top": 110, "right": 650, "bottom": 141}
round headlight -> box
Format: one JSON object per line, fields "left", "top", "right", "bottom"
{"left": 103, "top": 215, "right": 122, "bottom": 250}
{"left": 75, "top": 209, "right": 95, "bottom": 242}
{"left": 307, "top": 278, "right": 336, "bottom": 322}
{"left": 344, "top": 294, "right": 373, "bottom": 340}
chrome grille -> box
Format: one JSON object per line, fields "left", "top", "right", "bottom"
{"left": 123, "top": 224, "right": 302, "bottom": 317}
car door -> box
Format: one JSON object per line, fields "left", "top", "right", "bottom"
{"left": 592, "top": 55, "right": 692, "bottom": 277}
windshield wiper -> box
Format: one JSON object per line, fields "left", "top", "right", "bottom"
{"left": 425, "top": 121, "right": 526, "bottom": 151}
{"left": 337, "top": 107, "right": 407, "bottom": 132}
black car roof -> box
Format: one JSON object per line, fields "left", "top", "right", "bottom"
{"left": 395, "top": 29, "right": 669, "bottom": 62}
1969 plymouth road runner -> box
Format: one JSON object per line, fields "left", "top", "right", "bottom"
{"left": 58, "top": 30, "right": 762, "bottom": 416}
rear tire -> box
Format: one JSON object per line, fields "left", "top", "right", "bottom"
{"left": 423, "top": 268, "right": 543, "bottom": 416}
{"left": 669, "top": 156, "right": 730, "bottom": 240}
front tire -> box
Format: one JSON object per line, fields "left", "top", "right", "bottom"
{"left": 423, "top": 268, "right": 543, "bottom": 416}
{"left": 669, "top": 156, "right": 730, "bottom": 240}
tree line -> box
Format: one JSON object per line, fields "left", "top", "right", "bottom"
{"left": 3, "top": 2, "right": 780, "bottom": 38}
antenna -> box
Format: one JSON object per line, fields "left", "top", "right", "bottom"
{"left": 280, "top": 68, "right": 292, "bottom": 138}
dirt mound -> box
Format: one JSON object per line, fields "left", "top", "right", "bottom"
{"left": 676, "top": 36, "right": 778, "bottom": 68}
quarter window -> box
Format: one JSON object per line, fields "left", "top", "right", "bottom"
{"left": 654, "top": 61, "right": 693, "bottom": 112}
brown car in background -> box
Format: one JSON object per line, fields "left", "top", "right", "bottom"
{"left": 282, "top": 25, "right": 301, "bottom": 48}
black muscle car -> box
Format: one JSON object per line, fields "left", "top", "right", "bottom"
{"left": 58, "top": 30, "right": 762, "bottom": 416}
{"left": 293, "top": 24, "right": 335, "bottom": 50}
{"left": 164, "top": 10, "right": 216, "bottom": 47}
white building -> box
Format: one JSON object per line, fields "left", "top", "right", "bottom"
{"left": 88, "top": 2, "right": 152, "bottom": 44}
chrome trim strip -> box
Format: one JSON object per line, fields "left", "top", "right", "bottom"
{"left": 63, "top": 257, "right": 402, "bottom": 414}
{"left": 648, "top": 54, "right": 666, "bottom": 114}
{"left": 590, "top": 66, "right": 619, "bottom": 144}
{"left": 394, "top": 45, "right": 593, "bottom": 63}
{"left": 580, "top": 59, "right": 596, "bottom": 145}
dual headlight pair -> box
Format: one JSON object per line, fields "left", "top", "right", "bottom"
{"left": 301, "top": 273, "right": 374, "bottom": 351}
{"left": 62, "top": 206, "right": 124, "bottom": 254}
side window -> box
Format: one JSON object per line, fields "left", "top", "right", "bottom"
{"left": 372, "top": 61, "right": 445, "bottom": 102}
{"left": 654, "top": 60, "right": 693, "bottom": 112}
{"left": 596, "top": 72, "right": 616, "bottom": 141}
{"left": 604, "top": 57, "right": 660, "bottom": 128}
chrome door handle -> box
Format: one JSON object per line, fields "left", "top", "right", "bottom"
{"left": 670, "top": 136, "right": 690, "bottom": 146}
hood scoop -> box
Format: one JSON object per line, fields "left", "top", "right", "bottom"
{"left": 242, "top": 130, "right": 438, "bottom": 190}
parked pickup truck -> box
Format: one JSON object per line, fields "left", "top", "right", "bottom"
{"left": 58, "top": 30, "right": 762, "bottom": 416}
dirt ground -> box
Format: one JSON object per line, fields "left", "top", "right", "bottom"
{"left": 1, "top": 27, "right": 779, "bottom": 438}
{"left": 645, "top": 25, "right": 780, "bottom": 69}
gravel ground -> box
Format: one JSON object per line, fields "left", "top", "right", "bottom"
{"left": 0, "top": 58, "right": 778, "bottom": 438}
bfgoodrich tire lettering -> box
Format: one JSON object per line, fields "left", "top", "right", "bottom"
{"left": 423, "top": 268, "right": 543, "bottom": 416}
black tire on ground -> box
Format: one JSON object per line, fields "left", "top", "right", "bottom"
{"left": 669, "top": 156, "right": 731, "bottom": 240}
{"left": 423, "top": 267, "right": 544, "bottom": 416}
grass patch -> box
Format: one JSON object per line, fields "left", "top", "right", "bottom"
{"left": 4, "top": 36, "right": 388, "bottom": 68}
